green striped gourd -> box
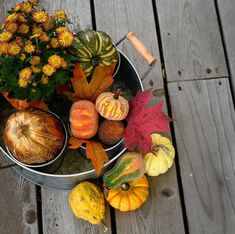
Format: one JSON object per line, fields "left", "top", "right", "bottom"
{"left": 70, "top": 28, "right": 119, "bottom": 76}
{"left": 103, "top": 152, "right": 146, "bottom": 189}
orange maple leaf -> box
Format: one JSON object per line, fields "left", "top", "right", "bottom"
{"left": 68, "top": 137, "right": 109, "bottom": 176}
{"left": 64, "top": 63, "right": 116, "bottom": 102}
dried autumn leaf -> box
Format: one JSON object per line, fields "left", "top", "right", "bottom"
{"left": 68, "top": 137, "right": 109, "bottom": 176}
{"left": 86, "top": 141, "right": 109, "bottom": 176}
{"left": 64, "top": 63, "right": 116, "bottom": 102}
{"left": 122, "top": 89, "right": 171, "bottom": 154}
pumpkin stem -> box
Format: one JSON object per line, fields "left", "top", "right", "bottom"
{"left": 113, "top": 89, "right": 121, "bottom": 99}
{"left": 101, "top": 221, "right": 108, "bottom": 232}
{"left": 152, "top": 145, "right": 171, "bottom": 157}
{"left": 121, "top": 182, "right": 130, "bottom": 191}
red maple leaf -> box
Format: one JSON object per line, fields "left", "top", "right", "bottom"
{"left": 122, "top": 89, "right": 171, "bottom": 153}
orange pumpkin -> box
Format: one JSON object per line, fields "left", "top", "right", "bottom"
{"left": 95, "top": 90, "right": 129, "bottom": 121}
{"left": 105, "top": 175, "right": 149, "bottom": 211}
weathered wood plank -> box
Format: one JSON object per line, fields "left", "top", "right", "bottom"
{"left": 217, "top": 0, "right": 235, "bottom": 93}
{"left": 0, "top": 1, "right": 38, "bottom": 233}
{"left": 156, "top": 0, "right": 228, "bottom": 81}
{"left": 38, "top": 1, "right": 113, "bottom": 233}
{"left": 41, "top": 189, "right": 112, "bottom": 234}
{"left": 94, "top": 0, "right": 163, "bottom": 90}
{"left": 94, "top": 1, "right": 185, "bottom": 233}
{"left": 168, "top": 78, "right": 235, "bottom": 233}
{"left": 0, "top": 157, "right": 38, "bottom": 234}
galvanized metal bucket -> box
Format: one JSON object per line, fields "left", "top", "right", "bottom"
{"left": 0, "top": 33, "right": 156, "bottom": 190}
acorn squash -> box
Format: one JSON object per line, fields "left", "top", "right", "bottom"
{"left": 70, "top": 28, "right": 119, "bottom": 76}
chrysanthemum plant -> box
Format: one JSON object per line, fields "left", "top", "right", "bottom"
{"left": 0, "top": 0, "right": 75, "bottom": 102}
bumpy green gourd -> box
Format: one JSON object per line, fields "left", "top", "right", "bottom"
{"left": 70, "top": 28, "right": 119, "bottom": 76}
{"left": 103, "top": 152, "right": 146, "bottom": 189}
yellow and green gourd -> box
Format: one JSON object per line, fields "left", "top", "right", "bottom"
{"left": 70, "top": 28, "right": 119, "bottom": 76}
{"left": 103, "top": 152, "right": 146, "bottom": 189}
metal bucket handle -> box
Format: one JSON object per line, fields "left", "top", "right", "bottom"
{"left": 115, "top": 32, "right": 157, "bottom": 81}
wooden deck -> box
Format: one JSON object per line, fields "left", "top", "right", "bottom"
{"left": 1, "top": 0, "right": 235, "bottom": 233}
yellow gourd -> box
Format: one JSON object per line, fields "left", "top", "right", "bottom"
{"left": 68, "top": 182, "right": 105, "bottom": 225}
{"left": 144, "top": 133, "right": 175, "bottom": 176}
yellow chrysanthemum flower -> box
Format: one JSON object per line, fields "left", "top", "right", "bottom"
{"left": 55, "top": 27, "right": 67, "bottom": 34}
{"left": 25, "top": 42, "right": 36, "bottom": 53}
{"left": 39, "top": 32, "right": 50, "bottom": 42}
{"left": 40, "top": 75, "right": 49, "bottom": 84}
{"left": 28, "top": 0, "right": 39, "bottom": 5}
{"left": 32, "top": 10, "right": 49, "bottom": 23}
{"left": 31, "top": 66, "right": 41, "bottom": 73}
{"left": 6, "top": 13, "right": 18, "bottom": 22}
{"left": 19, "top": 2, "right": 32, "bottom": 13}
{"left": 32, "top": 25, "right": 43, "bottom": 35}
{"left": 4, "top": 21, "right": 18, "bottom": 33}
{"left": 60, "top": 58, "right": 68, "bottom": 69}
{"left": 15, "top": 36, "right": 24, "bottom": 46}
{"left": 0, "top": 42, "right": 9, "bottom": 55}
{"left": 19, "top": 23, "right": 30, "bottom": 34}
{"left": 58, "top": 30, "right": 74, "bottom": 47}
{"left": 30, "top": 33, "right": 41, "bottom": 39}
{"left": 48, "top": 55, "right": 62, "bottom": 68}
{"left": 0, "top": 31, "right": 13, "bottom": 42}
{"left": 8, "top": 42, "right": 21, "bottom": 56}
{"left": 50, "top": 38, "right": 59, "bottom": 48}
{"left": 19, "top": 67, "right": 32, "bottom": 80}
{"left": 43, "top": 18, "right": 54, "bottom": 31}
{"left": 14, "top": 4, "right": 21, "bottom": 12}
{"left": 18, "top": 78, "right": 28, "bottom": 88}
{"left": 54, "top": 10, "right": 67, "bottom": 20}
{"left": 30, "top": 56, "right": 41, "bottom": 65}
{"left": 20, "top": 53, "right": 26, "bottom": 61}
{"left": 18, "top": 14, "right": 27, "bottom": 23}
{"left": 42, "top": 64, "right": 56, "bottom": 76}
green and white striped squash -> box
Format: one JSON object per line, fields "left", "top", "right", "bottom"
{"left": 70, "top": 28, "right": 119, "bottom": 76}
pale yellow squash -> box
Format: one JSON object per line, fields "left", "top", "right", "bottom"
{"left": 144, "top": 133, "right": 175, "bottom": 176}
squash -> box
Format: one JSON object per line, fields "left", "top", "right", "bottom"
{"left": 68, "top": 181, "right": 105, "bottom": 225}
{"left": 95, "top": 90, "right": 129, "bottom": 121}
{"left": 105, "top": 175, "right": 149, "bottom": 211}
{"left": 70, "top": 28, "right": 119, "bottom": 76}
{"left": 3, "top": 108, "right": 65, "bottom": 164}
{"left": 103, "top": 152, "right": 146, "bottom": 189}
{"left": 144, "top": 133, "right": 175, "bottom": 176}
{"left": 69, "top": 100, "right": 98, "bottom": 139}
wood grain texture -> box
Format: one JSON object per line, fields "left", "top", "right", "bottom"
{"left": 217, "top": 0, "right": 235, "bottom": 93}
{"left": 168, "top": 79, "right": 235, "bottom": 233}
{"left": 156, "top": 0, "right": 228, "bottom": 81}
{"left": 94, "top": 1, "right": 185, "bottom": 233}
{"left": 94, "top": 0, "right": 163, "bottom": 90}
{"left": 41, "top": 189, "right": 111, "bottom": 234}
{"left": 0, "top": 157, "right": 38, "bottom": 234}
{"left": 0, "top": 1, "right": 38, "bottom": 233}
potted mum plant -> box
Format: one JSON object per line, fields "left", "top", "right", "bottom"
{"left": 0, "top": 0, "right": 74, "bottom": 109}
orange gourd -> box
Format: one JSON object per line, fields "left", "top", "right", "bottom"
{"left": 95, "top": 90, "right": 129, "bottom": 121}
{"left": 70, "top": 100, "right": 98, "bottom": 139}
{"left": 105, "top": 175, "right": 149, "bottom": 211}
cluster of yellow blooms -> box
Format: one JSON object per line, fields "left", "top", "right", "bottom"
{"left": 0, "top": 0, "right": 74, "bottom": 92}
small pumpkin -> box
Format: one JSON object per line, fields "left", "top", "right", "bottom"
{"left": 103, "top": 152, "right": 146, "bottom": 189}
{"left": 70, "top": 28, "right": 119, "bottom": 76}
{"left": 95, "top": 90, "right": 129, "bottom": 121}
{"left": 105, "top": 175, "right": 149, "bottom": 211}
{"left": 144, "top": 133, "right": 175, "bottom": 176}
{"left": 70, "top": 100, "right": 99, "bottom": 139}
{"left": 68, "top": 181, "right": 105, "bottom": 225}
